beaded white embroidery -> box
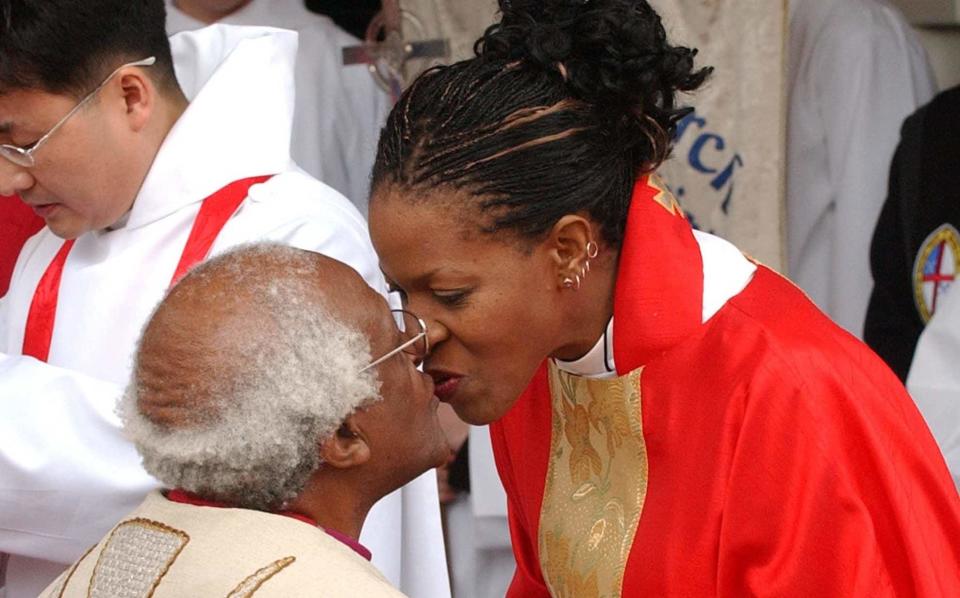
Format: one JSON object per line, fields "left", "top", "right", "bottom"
{"left": 89, "top": 519, "right": 188, "bottom": 598}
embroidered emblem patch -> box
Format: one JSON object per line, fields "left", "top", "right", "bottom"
{"left": 913, "top": 224, "right": 960, "bottom": 323}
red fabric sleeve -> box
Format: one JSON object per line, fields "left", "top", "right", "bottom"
{"left": 0, "top": 196, "right": 44, "bottom": 297}
{"left": 716, "top": 350, "right": 960, "bottom": 597}
{"left": 490, "top": 419, "right": 551, "bottom": 598}
{"left": 489, "top": 364, "right": 556, "bottom": 598}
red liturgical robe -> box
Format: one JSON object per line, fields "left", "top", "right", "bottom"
{"left": 490, "top": 177, "right": 960, "bottom": 597}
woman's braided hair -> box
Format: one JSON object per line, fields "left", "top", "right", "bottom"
{"left": 371, "top": 0, "right": 711, "bottom": 247}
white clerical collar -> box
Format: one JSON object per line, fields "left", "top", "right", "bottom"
{"left": 553, "top": 230, "right": 755, "bottom": 379}
{"left": 554, "top": 318, "right": 617, "bottom": 379}
{"left": 126, "top": 25, "right": 297, "bottom": 231}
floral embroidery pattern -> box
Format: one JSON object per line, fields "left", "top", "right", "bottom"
{"left": 563, "top": 400, "right": 603, "bottom": 484}
{"left": 587, "top": 378, "right": 635, "bottom": 455}
{"left": 538, "top": 364, "right": 648, "bottom": 598}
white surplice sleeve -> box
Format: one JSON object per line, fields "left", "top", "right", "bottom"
{"left": 0, "top": 352, "right": 157, "bottom": 564}
{"left": 213, "top": 170, "right": 387, "bottom": 295}
{"left": 907, "top": 289, "right": 960, "bottom": 491}
{"left": 813, "top": 6, "right": 935, "bottom": 333}
{"left": 0, "top": 242, "right": 158, "bottom": 566}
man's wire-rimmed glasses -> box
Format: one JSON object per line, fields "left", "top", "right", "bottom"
{"left": 359, "top": 309, "right": 429, "bottom": 373}
{"left": 0, "top": 56, "right": 157, "bottom": 168}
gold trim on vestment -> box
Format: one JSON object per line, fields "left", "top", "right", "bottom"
{"left": 48, "top": 543, "right": 97, "bottom": 597}
{"left": 649, "top": 174, "right": 683, "bottom": 217}
{"left": 538, "top": 363, "right": 648, "bottom": 597}
{"left": 226, "top": 556, "right": 296, "bottom": 597}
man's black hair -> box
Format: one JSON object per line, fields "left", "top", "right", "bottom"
{"left": 0, "top": 0, "right": 179, "bottom": 97}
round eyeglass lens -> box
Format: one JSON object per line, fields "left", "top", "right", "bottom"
{"left": 0, "top": 146, "right": 33, "bottom": 168}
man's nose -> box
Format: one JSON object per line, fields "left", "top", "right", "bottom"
{"left": 0, "top": 162, "right": 35, "bottom": 196}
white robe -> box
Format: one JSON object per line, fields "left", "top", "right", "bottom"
{"left": 42, "top": 491, "right": 406, "bottom": 598}
{"left": 445, "top": 426, "right": 515, "bottom": 598}
{"left": 907, "top": 287, "right": 960, "bottom": 492}
{"left": 165, "top": 0, "right": 391, "bottom": 214}
{"left": 0, "top": 25, "right": 447, "bottom": 598}
{"left": 787, "top": 0, "right": 936, "bottom": 336}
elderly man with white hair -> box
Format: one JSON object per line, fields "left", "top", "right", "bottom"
{"left": 42, "top": 244, "right": 450, "bottom": 598}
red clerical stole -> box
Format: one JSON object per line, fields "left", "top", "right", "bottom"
{"left": 21, "top": 175, "right": 272, "bottom": 362}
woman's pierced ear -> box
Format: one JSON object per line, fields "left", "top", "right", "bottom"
{"left": 563, "top": 241, "right": 598, "bottom": 291}
{"left": 579, "top": 240, "right": 600, "bottom": 280}
{"left": 586, "top": 241, "right": 599, "bottom": 259}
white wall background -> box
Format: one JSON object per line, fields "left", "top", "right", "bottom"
{"left": 915, "top": 28, "right": 960, "bottom": 90}
{"left": 892, "top": 0, "right": 960, "bottom": 90}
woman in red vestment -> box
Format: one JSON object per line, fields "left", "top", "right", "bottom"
{"left": 368, "top": 1, "right": 960, "bottom": 595}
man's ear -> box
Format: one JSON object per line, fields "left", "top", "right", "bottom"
{"left": 115, "top": 67, "right": 155, "bottom": 132}
{"left": 319, "top": 417, "right": 371, "bottom": 469}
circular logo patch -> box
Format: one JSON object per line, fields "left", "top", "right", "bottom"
{"left": 913, "top": 224, "right": 960, "bottom": 323}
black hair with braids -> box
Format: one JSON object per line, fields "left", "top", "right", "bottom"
{"left": 371, "top": 0, "right": 711, "bottom": 247}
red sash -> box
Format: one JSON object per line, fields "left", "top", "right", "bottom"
{"left": 21, "top": 175, "right": 272, "bottom": 362}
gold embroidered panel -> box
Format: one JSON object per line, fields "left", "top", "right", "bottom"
{"left": 538, "top": 363, "right": 648, "bottom": 598}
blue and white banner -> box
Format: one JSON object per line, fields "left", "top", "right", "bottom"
{"left": 651, "top": 0, "right": 788, "bottom": 271}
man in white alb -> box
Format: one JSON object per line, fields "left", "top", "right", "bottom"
{"left": 166, "top": 0, "right": 391, "bottom": 213}
{"left": 0, "top": 2, "right": 447, "bottom": 597}
{"left": 787, "top": 0, "right": 936, "bottom": 335}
